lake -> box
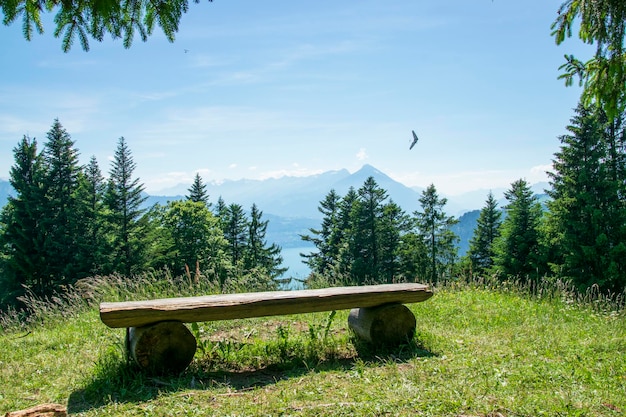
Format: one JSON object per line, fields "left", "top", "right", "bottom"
{"left": 278, "top": 246, "right": 315, "bottom": 290}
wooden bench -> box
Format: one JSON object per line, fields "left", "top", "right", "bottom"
{"left": 100, "top": 283, "right": 433, "bottom": 373}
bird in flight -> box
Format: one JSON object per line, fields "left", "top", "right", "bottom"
{"left": 410, "top": 130, "right": 419, "bottom": 150}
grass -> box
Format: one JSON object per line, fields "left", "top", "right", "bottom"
{"left": 1, "top": 274, "right": 625, "bottom": 416}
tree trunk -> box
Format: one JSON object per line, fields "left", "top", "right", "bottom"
{"left": 348, "top": 303, "right": 416, "bottom": 346}
{"left": 126, "top": 321, "right": 196, "bottom": 374}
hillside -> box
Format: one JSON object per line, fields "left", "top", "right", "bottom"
{"left": 1, "top": 278, "right": 624, "bottom": 416}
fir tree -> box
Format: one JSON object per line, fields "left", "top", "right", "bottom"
{"left": 378, "top": 200, "right": 410, "bottom": 283}
{"left": 493, "top": 179, "right": 544, "bottom": 281}
{"left": 300, "top": 189, "right": 342, "bottom": 276}
{"left": 245, "top": 203, "right": 286, "bottom": 279}
{"left": 546, "top": 104, "right": 626, "bottom": 292}
{"left": 74, "top": 156, "right": 108, "bottom": 276}
{"left": 104, "top": 137, "right": 148, "bottom": 277}
{"left": 222, "top": 203, "right": 248, "bottom": 267}
{"left": 350, "top": 177, "right": 389, "bottom": 284}
{"left": 39, "top": 119, "right": 82, "bottom": 285}
{"left": 467, "top": 192, "right": 502, "bottom": 274}
{"left": 0, "top": 136, "right": 46, "bottom": 300}
{"left": 187, "top": 173, "right": 210, "bottom": 206}
{"left": 414, "top": 184, "right": 459, "bottom": 283}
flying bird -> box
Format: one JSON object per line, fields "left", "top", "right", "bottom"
{"left": 410, "top": 130, "right": 419, "bottom": 150}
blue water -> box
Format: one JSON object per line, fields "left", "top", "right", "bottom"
{"left": 278, "top": 246, "right": 314, "bottom": 289}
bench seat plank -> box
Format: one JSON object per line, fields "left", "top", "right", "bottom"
{"left": 100, "top": 283, "right": 433, "bottom": 328}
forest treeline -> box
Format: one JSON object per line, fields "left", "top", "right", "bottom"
{"left": 1, "top": 101, "right": 626, "bottom": 310}
{"left": 303, "top": 102, "right": 626, "bottom": 294}
{"left": 0, "top": 119, "right": 285, "bottom": 309}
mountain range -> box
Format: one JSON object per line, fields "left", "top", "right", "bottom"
{"left": 0, "top": 164, "right": 550, "bottom": 261}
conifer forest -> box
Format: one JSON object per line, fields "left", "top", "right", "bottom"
{"left": 1, "top": 104, "right": 626, "bottom": 311}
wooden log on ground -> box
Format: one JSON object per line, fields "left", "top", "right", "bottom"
{"left": 348, "top": 303, "right": 416, "bottom": 346}
{"left": 101, "top": 283, "right": 433, "bottom": 328}
{"left": 4, "top": 403, "right": 67, "bottom": 417}
{"left": 126, "top": 321, "right": 196, "bottom": 374}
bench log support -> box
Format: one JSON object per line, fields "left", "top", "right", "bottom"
{"left": 348, "top": 303, "right": 417, "bottom": 345}
{"left": 126, "top": 321, "right": 196, "bottom": 374}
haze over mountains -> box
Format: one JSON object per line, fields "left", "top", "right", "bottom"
{"left": 150, "top": 164, "right": 549, "bottom": 219}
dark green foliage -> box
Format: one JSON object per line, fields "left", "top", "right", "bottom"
{"left": 414, "top": 184, "right": 459, "bottom": 283}
{"left": 493, "top": 179, "right": 544, "bottom": 281}
{"left": 245, "top": 204, "right": 287, "bottom": 279}
{"left": 302, "top": 177, "right": 421, "bottom": 286}
{"left": 186, "top": 173, "right": 210, "bottom": 206}
{"left": 0, "top": 136, "right": 46, "bottom": 302}
{"left": 552, "top": 0, "right": 626, "bottom": 120}
{"left": 159, "top": 200, "right": 228, "bottom": 281}
{"left": 220, "top": 203, "right": 248, "bottom": 267}
{"left": 0, "top": 122, "right": 289, "bottom": 308}
{"left": 0, "top": 0, "right": 213, "bottom": 52}
{"left": 349, "top": 177, "right": 389, "bottom": 284}
{"left": 74, "top": 156, "right": 109, "bottom": 277}
{"left": 467, "top": 192, "right": 502, "bottom": 274}
{"left": 300, "top": 189, "right": 342, "bottom": 277}
{"left": 39, "top": 119, "right": 83, "bottom": 286}
{"left": 104, "top": 137, "right": 148, "bottom": 277}
{"left": 546, "top": 104, "right": 626, "bottom": 292}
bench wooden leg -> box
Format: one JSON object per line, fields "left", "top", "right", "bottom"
{"left": 348, "top": 303, "right": 416, "bottom": 346}
{"left": 126, "top": 321, "right": 196, "bottom": 374}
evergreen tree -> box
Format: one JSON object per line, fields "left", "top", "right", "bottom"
{"left": 39, "top": 119, "right": 83, "bottom": 285}
{"left": 467, "top": 191, "right": 502, "bottom": 274}
{"left": 493, "top": 179, "right": 544, "bottom": 281}
{"left": 414, "top": 184, "right": 459, "bottom": 282}
{"left": 334, "top": 187, "right": 358, "bottom": 280}
{"left": 187, "top": 173, "right": 210, "bottom": 206}
{"left": 245, "top": 203, "right": 286, "bottom": 279}
{"left": 0, "top": 136, "right": 46, "bottom": 300}
{"left": 350, "top": 177, "right": 389, "bottom": 284}
{"left": 74, "top": 156, "right": 109, "bottom": 276}
{"left": 378, "top": 200, "right": 410, "bottom": 283}
{"left": 222, "top": 203, "right": 248, "bottom": 267}
{"left": 546, "top": 104, "right": 626, "bottom": 292}
{"left": 300, "top": 189, "right": 342, "bottom": 275}
{"left": 104, "top": 137, "right": 148, "bottom": 277}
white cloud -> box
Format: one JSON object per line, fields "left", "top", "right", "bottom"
{"left": 356, "top": 148, "right": 368, "bottom": 161}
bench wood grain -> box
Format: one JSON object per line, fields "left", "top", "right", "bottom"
{"left": 100, "top": 283, "right": 433, "bottom": 328}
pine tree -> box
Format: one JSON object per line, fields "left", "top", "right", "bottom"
{"left": 245, "top": 203, "right": 287, "bottom": 279}
{"left": 546, "top": 104, "right": 626, "bottom": 292}
{"left": 349, "top": 177, "right": 389, "bottom": 284}
{"left": 104, "top": 137, "right": 148, "bottom": 277}
{"left": 39, "top": 119, "right": 83, "bottom": 285}
{"left": 334, "top": 187, "right": 358, "bottom": 280}
{"left": 414, "top": 184, "right": 459, "bottom": 283}
{"left": 74, "top": 156, "right": 108, "bottom": 276}
{"left": 493, "top": 179, "right": 544, "bottom": 281}
{"left": 222, "top": 203, "right": 248, "bottom": 267}
{"left": 467, "top": 191, "right": 502, "bottom": 274}
{"left": 0, "top": 136, "right": 46, "bottom": 301}
{"left": 378, "top": 200, "right": 410, "bottom": 283}
{"left": 187, "top": 173, "right": 210, "bottom": 206}
{"left": 300, "top": 189, "right": 342, "bottom": 275}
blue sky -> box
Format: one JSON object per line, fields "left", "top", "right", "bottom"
{"left": 0, "top": 0, "right": 591, "bottom": 195}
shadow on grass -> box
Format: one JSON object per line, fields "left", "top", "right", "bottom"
{"left": 67, "top": 337, "right": 436, "bottom": 414}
